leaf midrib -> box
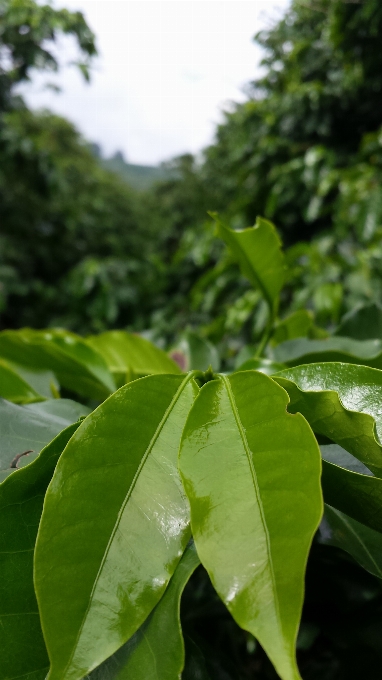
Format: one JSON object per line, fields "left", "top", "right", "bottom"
{"left": 221, "top": 376, "right": 283, "bottom": 640}
{"left": 62, "top": 373, "right": 193, "bottom": 677}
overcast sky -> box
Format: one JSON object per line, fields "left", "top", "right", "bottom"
{"left": 21, "top": 0, "right": 290, "bottom": 165}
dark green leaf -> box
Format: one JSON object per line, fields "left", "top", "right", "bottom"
{"left": 335, "top": 303, "right": 382, "bottom": 341}
{"left": 0, "top": 329, "right": 115, "bottom": 400}
{"left": 274, "top": 363, "right": 382, "bottom": 477}
{"left": 272, "top": 336, "right": 382, "bottom": 370}
{"left": 235, "top": 358, "right": 286, "bottom": 375}
{"left": 321, "top": 458, "right": 382, "bottom": 534}
{"left": 212, "top": 215, "right": 285, "bottom": 316}
{"left": 319, "top": 504, "right": 382, "bottom": 579}
{"left": 272, "top": 310, "right": 314, "bottom": 346}
{"left": 183, "top": 637, "right": 211, "bottom": 680}
{"left": 88, "top": 542, "right": 200, "bottom": 680}
{"left": 35, "top": 374, "right": 198, "bottom": 679}
{"left": 179, "top": 371, "right": 322, "bottom": 680}
{"left": 87, "top": 330, "right": 181, "bottom": 386}
{"left": 0, "top": 398, "right": 90, "bottom": 483}
{"left": 0, "top": 423, "right": 80, "bottom": 680}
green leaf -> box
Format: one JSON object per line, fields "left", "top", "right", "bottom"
{"left": 320, "top": 443, "right": 372, "bottom": 475}
{"left": 0, "top": 423, "right": 80, "bottom": 680}
{"left": 0, "top": 329, "right": 115, "bottom": 400}
{"left": 335, "top": 303, "right": 382, "bottom": 341}
{"left": 0, "top": 358, "right": 45, "bottom": 404}
{"left": 171, "top": 331, "right": 220, "bottom": 372}
{"left": 212, "top": 215, "right": 286, "bottom": 317}
{"left": 179, "top": 371, "right": 322, "bottom": 680}
{"left": 235, "top": 358, "right": 287, "bottom": 375}
{"left": 272, "top": 336, "right": 382, "bottom": 370}
{"left": 321, "top": 456, "right": 382, "bottom": 534}
{"left": 271, "top": 310, "right": 314, "bottom": 346}
{"left": 0, "top": 398, "right": 90, "bottom": 483}
{"left": 319, "top": 504, "right": 382, "bottom": 580}
{"left": 274, "top": 363, "right": 382, "bottom": 477}
{"left": 34, "top": 373, "right": 198, "bottom": 680}
{"left": 87, "top": 330, "right": 181, "bottom": 386}
{"left": 183, "top": 637, "right": 211, "bottom": 680}
{"left": 88, "top": 542, "right": 200, "bottom": 680}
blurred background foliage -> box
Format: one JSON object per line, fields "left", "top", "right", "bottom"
{"left": 2, "top": 0, "right": 382, "bottom": 356}
{"left": 1, "top": 1, "right": 382, "bottom": 677}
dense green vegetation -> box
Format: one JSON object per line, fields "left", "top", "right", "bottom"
{"left": 1, "top": 0, "right": 382, "bottom": 678}
{"left": 2, "top": 220, "right": 382, "bottom": 679}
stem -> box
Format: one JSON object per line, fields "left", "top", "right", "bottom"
{"left": 254, "top": 311, "right": 275, "bottom": 359}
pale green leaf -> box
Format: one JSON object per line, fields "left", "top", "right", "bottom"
{"left": 88, "top": 542, "right": 200, "bottom": 680}
{"left": 35, "top": 374, "right": 198, "bottom": 680}
{"left": 179, "top": 371, "right": 322, "bottom": 680}
{"left": 87, "top": 330, "right": 181, "bottom": 385}
{"left": 213, "top": 215, "right": 286, "bottom": 316}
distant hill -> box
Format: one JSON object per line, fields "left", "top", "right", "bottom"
{"left": 99, "top": 151, "right": 174, "bottom": 191}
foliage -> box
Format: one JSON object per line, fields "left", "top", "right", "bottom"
{"left": 1, "top": 219, "right": 382, "bottom": 679}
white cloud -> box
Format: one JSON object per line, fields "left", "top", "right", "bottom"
{"left": 21, "top": 0, "right": 290, "bottom": 164}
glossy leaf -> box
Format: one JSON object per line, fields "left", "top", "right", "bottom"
{"left": 271, "top": 310, "right": 314, "bottom": 346}
{"left": 88, "top": 542, "right": 200, "bottom": 680}
{"left": 274, "top": 363, "right": 382, "bottom": 477}
{"left": 320, "top": 443, "right": 372, "bottom": 476}
{"left": 35, "top": 373, "right": 198, "bottom": 680}
{"left": 0, "top": 423, "right": 80, "bottom": 680}
{"left": 235, "top": 358, "right": 286, "bottom": 375}
{"left": 213, "top": 215, "right": 286, "bottom": 316}
{"left": 171, "top": 331, "right": 220, "bottom": 372}
{"left": 319, "top": 504, "right": 382, "bottom": 579}
{"left": 0, "top": 358, "right": 45, "bottom": 404}
{"left": 321, "top": 457, "right": 382, "bottom": 533}
{"left": 272, "top": 336, "right": 382, "bottom": 370}
{"left": 335, "top": 303, "right": 382, "bottom": 340}
{"left": 0, "top": 398, "right": 90, "bottom": 483}
{"left": 179, "top": 371, "right": 322, "bottom": 680}
{"left": 87, "top": 330, "right": 181, "bottom": 386}
{"left": 0, "top": 328, "right": 115, "bottom": 400}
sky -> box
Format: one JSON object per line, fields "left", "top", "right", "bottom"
{"left": 21, "top": 0, "right": 290, "bottom": 165}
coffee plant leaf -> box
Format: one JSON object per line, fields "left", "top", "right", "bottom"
{"left": 335, "top": 303, "right": 382, "bottom": 341}
{"left": 179, "top": 370, "right": 322, "bottom": 680}
{"left": 272, "top": 336, "right": 382, "bottom": 370}
{"left": 235, "top": 358, "right": 286, "bottom": 375}
{"left": 87, "top": 330, "right": 181, "bottom": 385}
{"left": 171, "top": 330, "right": 220, "bottom": 372}
{"left": 0, "top": 422, "right": 80, "bottom": 680}
{"left": 319, "top": 504, "right": 382, "bottom": 579}
{"left": 88, "top": 542, "right": 200, "bottom": 679}
{"left": 0, "top": 329, "right": 116, "bottom": 400}
{"left": 0, "top": 358, "right": 46, "bottom": 404}
{"left": 0, "top": 398, "right": 90, "bottom": 482}
{"left": 212, "top": 215, "right": 285, "bottom": 316}
{"left": 274, "top": 363, "right": 382, "bottom": 477}
{"left": 34, "top": 374, "right": 198, "bottom": 679}
{"left": 321, "top": 458, "right": 382, "bottom": 533}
